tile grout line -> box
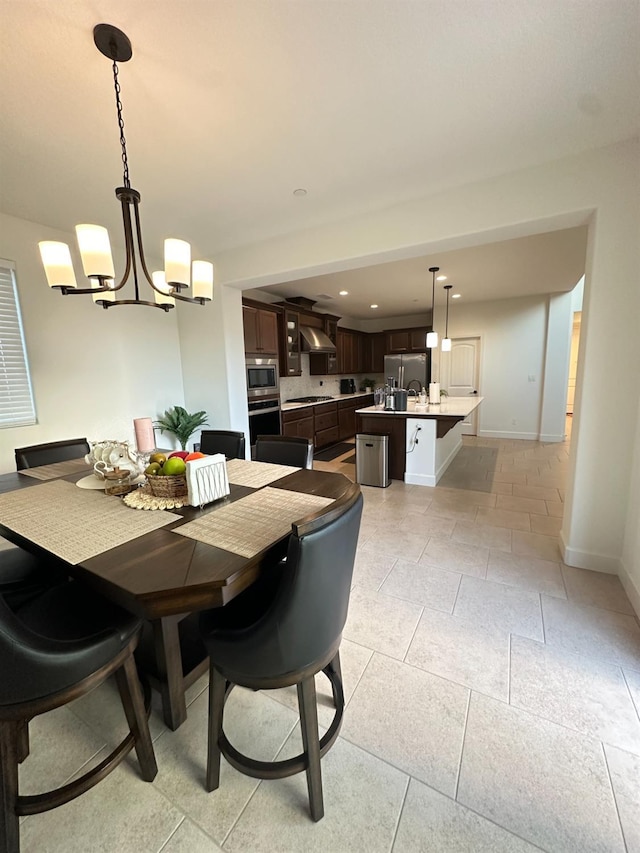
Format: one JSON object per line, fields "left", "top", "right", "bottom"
{"left": 387, "top": 775, "right": 411, "bottom": 853}
{"left": 600, "top": 741, "right": 632, "bottom": 853}
{"left": 453, "top": 689, "right": 472, "bottom": 802}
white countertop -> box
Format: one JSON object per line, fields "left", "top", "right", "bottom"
{"left": 355, "top": 396, "right": 484, "bottom": 418}
{"left": 281, "top": 391, "right": 374, "bottom": 412}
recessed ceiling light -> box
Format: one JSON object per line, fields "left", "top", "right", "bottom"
{"left": 436, "top": 275, "right": 447, "bottom": 281}
{"left": 339, "top": 290, "right": 348, "bottom": 296}
{"left": 452, "top": 293, "right": 461, "bottom": 299}
{"left": 293, "top": 188, "right": 307, "bottom": 196}
{"left": 370, "top": 304, "right": 378, "bottom": 309}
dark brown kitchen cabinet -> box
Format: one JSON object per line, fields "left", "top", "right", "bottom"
{"left": 386, "top": 327, "right": 429, "bottom": 353}
{"left": 280, "top": 309, "right": 301, "bottom": 376}
{"left": 370, "top": 332, "right": 386, "bottom": 373}
{"left": 281, "top": 408, "right": 314, "bottom": 440}
{"left": 242, "top": 303, "right": 280, "bottom": 355}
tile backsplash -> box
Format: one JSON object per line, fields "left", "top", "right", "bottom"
{"left": 279, "top": 354, "right": 383, "bottom": 400}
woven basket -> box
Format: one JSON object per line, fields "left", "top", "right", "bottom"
{"left": 146, "top": 473, "right": 188, "bottom": 498}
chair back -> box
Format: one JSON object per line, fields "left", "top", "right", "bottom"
{"left": 200, "top": 430, "right": 246, "bottom": 460}
{"left": 208, "top": 482, "right": 362, "bottom": 680}
{"left": 254, "top": 435, "right": 314, "bottom": 469}
{"left": 15, "top": 438, "right": 90, "bottom": 471}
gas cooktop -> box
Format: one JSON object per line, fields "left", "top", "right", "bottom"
{"left": 286, "top": 395, "right": 334, "bottom": 403}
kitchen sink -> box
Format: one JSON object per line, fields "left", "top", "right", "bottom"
{"left": 286, "top": 395, "right": 334, "bottom": 403}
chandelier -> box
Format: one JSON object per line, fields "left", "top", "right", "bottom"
{"left": 38, "top": 24, "right": 213, "bottom": 311}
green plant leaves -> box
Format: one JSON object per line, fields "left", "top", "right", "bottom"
{"left": 155, "top": 406, "right": 208, "bottom": 450}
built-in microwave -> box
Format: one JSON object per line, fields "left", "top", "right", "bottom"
{"left": 246, "top": 357, "right": 280, "bottom": 399}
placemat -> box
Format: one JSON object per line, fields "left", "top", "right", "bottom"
{"left": 174, "top": 486, "right": 334, "bottom": 558}
{"left": 19, "top": 458, "right": 90, "bottom": 480}
{"left": 225, "top": 458, "right": 300, "bottom": 489}
{"left": 0, "top": 479, "right": 182, "bottom": 564}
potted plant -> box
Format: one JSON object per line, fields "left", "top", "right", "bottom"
{"left": 360, "top": 378, "right": 376, "bottom": 393}
{"left": 155, "top": 406, "right": 208, "bottom": 451}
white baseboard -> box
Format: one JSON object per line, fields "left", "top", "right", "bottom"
{"left": 559, "top": 530, "right": 621, "bottom": 575}
{"left": 405, "top": 471, "right": 437, "bottom": 487}
{"left": 619, "top": 560, "right": 640, "bottom": 618}
{"left": 478, "top": 429, "right": 539, "bottom": 441}
{"left": 539, "top": 433, "right": 565, "bottom": 443}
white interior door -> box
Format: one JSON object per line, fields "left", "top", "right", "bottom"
{"left": 443, "top": 337, "right": 480, "bottom": 435}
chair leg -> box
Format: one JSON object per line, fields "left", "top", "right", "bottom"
{"left": 16, "top": 720, "right": 29, "bottom": 764}
{"left": 115, "top": 654, "right": 158, "bottom": 782}
{"left": 206, "top": 665, "right": 227, "bottom": 792}
{"left": 0, "top": 720, "right": 20, "bottom": 853}
{"left": 324, "top": 651, "right": 344, "bottom": 710}
{"left": 297, "top": 675, "right": 324, "bottom": 821}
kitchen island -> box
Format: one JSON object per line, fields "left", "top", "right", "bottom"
{"left": 355, "top": 396, "right": 484, "bottom": 486}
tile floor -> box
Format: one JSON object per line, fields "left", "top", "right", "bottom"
{"left": 16, "top": 422, "right": 640, "bottom": 852}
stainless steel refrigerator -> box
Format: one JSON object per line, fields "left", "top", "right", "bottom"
{"left": 384, "top": 352, "right": 430, "bottom": 390}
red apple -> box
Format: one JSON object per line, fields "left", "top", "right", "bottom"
{"left": 168, "top": 451, "right": 190, "bottom": 460}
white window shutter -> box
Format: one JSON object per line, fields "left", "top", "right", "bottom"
{"left": 0, "top": 260, "right": 37, "bottom": 427}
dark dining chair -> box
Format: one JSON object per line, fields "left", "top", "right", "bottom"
{"left": 254, "top": 435, "right": 314, "bottom": 469}
{"left": 0, "top": 546, "right": 66, "bottom": 610}
{"left": 0, "top": 581, "right": 157, "bottom": 853}
{"left": 14, "top": 437, "right": 90, "bottom": 471}
{"left": 199, "top": 480, "right": 363, "bottom": 821}
{"left": 199, "top": 430, "right": 246, "bottom": 460}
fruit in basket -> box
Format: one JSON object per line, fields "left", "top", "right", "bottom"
{"left": 162, "top": 457, "right": 187, "bottom": 476}
{"left": 149, "top": 452, "right": 167, "bottom": 465}
{"left": 144, "top": 462, "right": 162, "bottom": 476}
{"left": 168, "top": 451, "right": 189, "bottom": 460}
{"left": 185, "top": 451, "right": 206, "bottom": 461}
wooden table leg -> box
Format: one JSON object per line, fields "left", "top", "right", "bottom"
{"left": 152, "top": 615, "right": 187, "bottom": 731}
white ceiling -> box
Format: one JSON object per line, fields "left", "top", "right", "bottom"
{"left": 1, "top": 1, "right": 637, "bottom": 314}
{"left": 255, "top": 226, "right": 588, "bottom": 318}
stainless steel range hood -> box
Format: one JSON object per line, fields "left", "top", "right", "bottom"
{"left": 299, "top": 325, "right": 337, "bottom": 353}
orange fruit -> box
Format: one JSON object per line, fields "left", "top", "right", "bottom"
{"left": 185, "top": 452, "right": 206, "bottom": 461}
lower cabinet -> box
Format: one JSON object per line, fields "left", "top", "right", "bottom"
{"left": 282, "top": 395, "right": 374, "bottom": 451}
{"left": 281, "top": 409, "right": 314, "bottom": 440}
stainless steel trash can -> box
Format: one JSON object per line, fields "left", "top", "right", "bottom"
{"left": 356, "top": 434, "right": 390, "bottom": 488}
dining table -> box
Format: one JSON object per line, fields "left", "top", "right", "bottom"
{"left": 0, "top": 458, "right": 355, "bottom": 730}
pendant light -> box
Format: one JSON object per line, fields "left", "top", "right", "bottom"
{"left": 38, "top": 24, "right": 214, "bottom": 311}
{"left": 426, "top": 266, "right": 439, "bottom": 348}
{"left": 441, "top": 284, "right": 452, "bottom": 351}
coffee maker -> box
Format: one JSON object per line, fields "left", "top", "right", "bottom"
{"left": 340, "top": 378, "right": 356, "bottom": 394}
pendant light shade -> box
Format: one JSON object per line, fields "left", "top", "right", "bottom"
{"left": 427, "top": 266, "right": 439, "bottom": 349}
{"left": 441, "top": 284, "right": 452, "bottom": 351}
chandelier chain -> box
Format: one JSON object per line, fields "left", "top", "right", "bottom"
{"left": 112, "top": 59, "right": 130, "bottom": 189}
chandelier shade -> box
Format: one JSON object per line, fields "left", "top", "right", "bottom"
{"left": 38, "top": 23, "right": 214, "bottom": 311}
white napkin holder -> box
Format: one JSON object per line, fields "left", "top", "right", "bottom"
{"left": 186, "top": 454, "right": 230, "bottom": 507}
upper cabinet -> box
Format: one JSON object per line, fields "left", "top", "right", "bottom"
{"left": 281, "top": 309, "right": 301, "bottom": 376}
{"left": 386, "top": 327, "right": 429, "bottom": 353}
{"left": 242, "top": 302, "right": 280, "bottom": 355}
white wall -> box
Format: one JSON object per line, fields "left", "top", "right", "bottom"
{"left": 177, "top": 281, "right": 249, "bottom": 455}
{"left": 211, "top": 140, "right": 640, "bottom": 600}
{"left": 0, "top": 213, "right": 186, "bottom": 473}
{"left": 435, "top": 295, "right": 552, "bottom": 440}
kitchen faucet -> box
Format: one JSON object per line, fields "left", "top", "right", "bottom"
{"left": 406, "top": 379, "right": 422, "bottom": 393}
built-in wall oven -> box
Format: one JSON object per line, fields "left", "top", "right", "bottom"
{"left": 248, "top": 397, "right": 281, "bottom": 445}
{"left": 246, "top": 357, "right": 279, "bottom": 399}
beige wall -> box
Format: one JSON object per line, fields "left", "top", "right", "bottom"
{"left": 0, "top": 213, "right": 187, "bottom": 472}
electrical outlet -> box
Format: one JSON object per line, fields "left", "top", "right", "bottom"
{"left": 193, "top": 442, "right": 201, "bottom": 452}
{"left": 319, "top": 380, "right": 323, "bottom": 386}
